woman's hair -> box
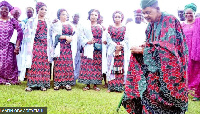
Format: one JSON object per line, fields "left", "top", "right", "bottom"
{"left": 57, "top": 9, "right": 67, "bottom": 20}
{"left": 87, "top": 9, "right": 100, "bottom": 20}
{"left": 112, "top": 11, "right": 124, "bottom": 23}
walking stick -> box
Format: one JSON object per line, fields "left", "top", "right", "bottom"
{"left": 116, "top": 93, "right": 125, "bottom": 112}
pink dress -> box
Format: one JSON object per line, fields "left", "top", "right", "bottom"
{"left": 182, "top": 20, "right": 200, "bottom": 98}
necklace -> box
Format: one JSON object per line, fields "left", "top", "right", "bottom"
{"left": 0, "top": 17, "right": 10, "bottom": 22}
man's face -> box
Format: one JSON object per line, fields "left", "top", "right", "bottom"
{"left": 27, "top": 9, "right": 33, "bottom": 19}
{"left": 135, "top": 13, "right": 142, "bottom": 23}
{"left": 73, "top": 14, "right": 79, "bottom": 23}
{"left": 142, "top": 7, "right": 159, "bottom": 23}
{"left": 178, "top": 10, "right": 185, "bottom": 21}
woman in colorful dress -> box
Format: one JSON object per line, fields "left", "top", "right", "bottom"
{"left": 51, "top": 9, "right": 77, "bottom": 90}
{"left": 78, "top": 9, "right": 107, "bottom": 91}
{"left": 0, "top": 1, "right": 23, "bottom": 85}
{"left": 182, "top": 3, "right": 200, "bottom": 101}
{"left": 24, "top": 2, "right": 52, "bottom": 91}
{"left": 106, "top": 11, "right": 129, "bottom": 93}
{"left": 121, "top": 0, "right": 188, "bottom": 113}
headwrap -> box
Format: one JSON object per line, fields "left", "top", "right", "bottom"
{"left": 88, "top": 9, "right": 100, "bottom": 20}
{"left": 57, "top": 8, "right": 67, "bottom": 20}
{"left": 10, "top": 7, "right": 21, "bottom": 16}
{"left": 112, "top": 10, "right": 124, "bottom": 22}
{"left": 0, "top": 1, "right": 13, "bottom": 11}
{"left": 140, "top": 0, "right": 158, "bottom": 9}
{"left": 26, "top": 7, "right": 34, "bottom": 13}
{"left": 134, "top": 9, "right": 142, "bottom": 15}
{"left": 36, "top": 2, "right": 46, "bottom": 14}
{"left": 184, "top": 3, "right": 197, "bottom": 13}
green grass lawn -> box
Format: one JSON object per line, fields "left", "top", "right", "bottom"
{"left": 0, "top": 81, "right": 200, "bottom": 114}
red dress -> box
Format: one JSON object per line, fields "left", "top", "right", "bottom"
{"left": 78, "top": 25, "right": 102, "bottom": 85}
{"left": 53, "top": 24, "right": 74, "bottom": 87}
{"left": 107, "top": 25, "right": 126, "bottom": 92}
{"left": 27, "top": 20, "right": 50, "bottom": 88}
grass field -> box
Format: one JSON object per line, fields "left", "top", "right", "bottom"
{"left": 0, "top": 81, "right": 200, "bottom": 114}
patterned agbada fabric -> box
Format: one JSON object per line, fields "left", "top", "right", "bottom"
{"left": 107, "top": 25, "right": 126, "bottom": 92}
{"left": 54, "top": 24, "right": 74, "bottom": 87}
{"left": 78, "top": 25, "right": 103, "bottom": 85}
{"left": 0, "top": 18, "right": 23, "bottom": 84}
{"left": 122, "top": 12, "right": 188, "bottom": 114}
{"left": 27, "top": 20, "right": 50, "bottom": 88}
{"left": 182, "top": 18, "right": 200, "bottom": 98}
{"left": 122, "top": 54, "right": 144, "bottom": 114}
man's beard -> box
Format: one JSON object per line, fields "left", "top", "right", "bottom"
{"left": 135, "top": 20, "right": 141, "bottom": 24}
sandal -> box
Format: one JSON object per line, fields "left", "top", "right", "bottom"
{"left": 107, "top": 90, "right": 110, "bottom": 93}
{"left": 115, "top": 91, "right": 122, "bottom": 93}
{"left": 93, "top": 86, "right": 100, "bottom": 91}
{"left": 65, "top": 85, "right": 72, "bottom": 91}
{"left": 54, "top": 86, "right": 59, "bottom": 90}
{"left": 103, "top": 84, "right": 108, "bottom": 88}
{"left": 5, "top": 83, "right": 11, "bottom": 86}
{"left": 83, "top": 86, "right": 90, "bottom": 91}
{"left": 192, "top": 97, "right": 200, "bottom": 101}
{"left": 25, "top": 87, "right": 32, "bottom": 92}
{"left": 41, "top": 87, "right": 47, "bottom": 91}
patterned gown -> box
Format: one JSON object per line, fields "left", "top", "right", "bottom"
{"left": 107, "top": 26, "right": 126, "bottom": 92}
{"left": 54, "top": 24, "right": 74, "bottom": 87}
{"left": 0, "top": 18, "right": 23, "bottom": 84}
{"left": 122, "top": 12, "right": 188, "bottom": 114}
{"left": 27, "top": 20, "right": 50, "bottom": 89}
{"left": 78, "top": 25, "right": 102, "bottom": 85}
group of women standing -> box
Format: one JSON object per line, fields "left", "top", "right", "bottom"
{"left": 0, "top": 1, "right": 130, "bottom": 93}
{"left": 1, "top": 2, "right": 200, "bottom": 114}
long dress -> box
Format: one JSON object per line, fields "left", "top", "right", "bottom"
{"left": 53, "top": 24, "right": 74, "bottom": 87}
{"left": 122, "top": 12, "right": 188, "bottom": 114}
{"left": 182, "top": 18, "right": 200, "bottom": 98}
{"left": 26, "top": 20, "right": 50, "bottom": 89}
{"left": 107, "top": 25, "right": 126, "bottom": 92}
{"left": 0, "top": 18, "right": 23, "bottom": 84}
{"left": 78, "top": 25, "right": 102, "bottom": 85}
